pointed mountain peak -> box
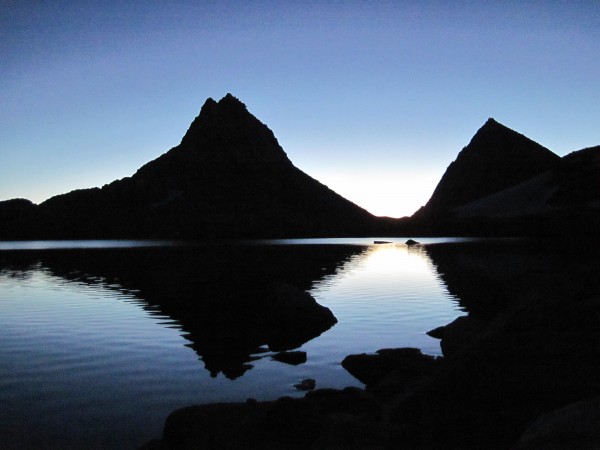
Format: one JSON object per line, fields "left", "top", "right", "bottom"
{"left": 203, "top": 97, "right": 217, "bottom": 107}
{"left": 471, "top": 117, "right": 516, "bottom": 141}
{"left": 417, "top": 118, "right": 560, "bottom": 215}
{"left": 477, "top": 117, "right": 509, "bottom": 133}
{"left": 155, "top": 94, "right": 294, "bottom": 171}
{"left": 196, "top": 94, "right": 247, "bottom": 118}
{"left": 182, "top": 93, "right": 257, "bottom": 146}
{"left": 462, "top": 118, "right": 556, "bottom": 161}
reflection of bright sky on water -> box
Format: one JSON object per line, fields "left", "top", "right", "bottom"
{"left": 305, "top": 243, "right": 462, "bottom": 366}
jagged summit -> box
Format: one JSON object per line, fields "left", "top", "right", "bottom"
{"left": 183, "top": 94, "right": 251, "bottom": 140}
{"left": 417, "top": 118, "right": 560, "bottom": 215}
{"left": 136, "top": 94, "right": 293, "bottom": 182}
{"left": 194, "top": 93, "right": 248, "bottom": 122}
{"left": 178, "top": 94, "right": 289, "bottom": 167}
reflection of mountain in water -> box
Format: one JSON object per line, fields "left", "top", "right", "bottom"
{"left": 0, "top": 244, "right": 366, "bottom": 379}
{"left": 421, "top": 240, "right": 600, "bottom": 447}
{"left": 5, "top": 240, "right": 597, "bottom": 383}
{"left": 425, "top": 240, "right": 600, "bottom": 319}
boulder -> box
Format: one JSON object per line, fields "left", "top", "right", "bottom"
{"left": 160, "top": 388, "right": 381, "bottom": 449}
{"left": 342, "top": 348, "right": 437, "bottom": 389}
{"left": 437, "top": 315, "right": 487, "bottom": 357}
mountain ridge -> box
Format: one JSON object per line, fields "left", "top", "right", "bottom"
{"left": 416, "top": 117, "right": 561, "bottom": 217}
{"left": 1, "top": 98, "right": 598, "bottom": 239}
{"left": 0, "top": 94, "right": 376, "bottom": 239}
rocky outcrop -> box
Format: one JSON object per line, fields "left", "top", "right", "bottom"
{"left": 342, "top": 348, "right": 437, "bottom": 390}
{"left": 427, "top": 315, "right": 487, "bottom": 357}
{"left": 155, "top": 388, "right": 381, "bottom": 450}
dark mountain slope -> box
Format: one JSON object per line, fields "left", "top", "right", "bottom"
{"left": 449, "top": 146, "right": 600, "bottom": 236}
{"left": 455, "top": 146, "right": 600, "bottom": 218}
{"left": 416, "top": 118, "right": 560, "bottom": 218}
{"left": 3, "top": 94, "right": 376, "bottom": 239}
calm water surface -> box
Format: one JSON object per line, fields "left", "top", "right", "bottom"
{"left": 0, "top": 238, "right": 480, "bottom": 448}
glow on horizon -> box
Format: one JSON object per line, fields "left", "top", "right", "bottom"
{"left": 310, "top": 168, "right": 442, "bottom": 218}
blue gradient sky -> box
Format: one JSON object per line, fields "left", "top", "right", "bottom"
{"left": 1, "top": 1, "right": 599, "bottom": 217}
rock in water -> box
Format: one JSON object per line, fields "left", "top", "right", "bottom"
{"left": 271, "top": 351, "right": 307, "bottom": 365}
{"left": 294, "top": 378, "right": 316, "bottom": 391}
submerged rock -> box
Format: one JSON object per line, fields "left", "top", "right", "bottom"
{"left": 294, "top": 378, "right": 316, "bottom": 391}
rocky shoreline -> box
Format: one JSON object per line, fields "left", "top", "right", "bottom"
{"left": 144, "top": 296, "right": 599, "bottom": 448}
{"left": 143, "top": 242, "right": 600, "bottom": 449}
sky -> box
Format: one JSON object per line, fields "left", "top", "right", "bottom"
{"left": 1, "top": 1, "right": 599, "bottom": 218}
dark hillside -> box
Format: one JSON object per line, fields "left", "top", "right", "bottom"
{"left": 417, "top": 118, "right": 560, "bottom": 217}
{"left": 2, "top": 95, "right": 376, "bottom": 239}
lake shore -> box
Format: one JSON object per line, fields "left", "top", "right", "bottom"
{"left": 144, "top": 251, "right": 600, "bottom": 449}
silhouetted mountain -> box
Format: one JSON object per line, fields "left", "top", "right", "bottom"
{"left": 455, "top": 146, "right": 600, "bottom": 218}
{"left": 409, "top": 119, "right": 600, "bottom": 236}
{"left": 415, "top": 118, "right": 560, "bottom": 218}
{"left": 447, "top": 145, "right": 600, "bottom": 236}
{"left": 0, "top": 199, "right": 37, "bottom": 238}
{"left": 2, "top": 94, "right": 375, "bottom": 239}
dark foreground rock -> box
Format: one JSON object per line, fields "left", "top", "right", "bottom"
{"left": 148, "top": 291, "right": 600, "bottom": 449}
{"left": 342, "top": 348, "right": 438, "bottom": 395}
{"left": 154, "top": 388, "right": 381, "bottom": 449}
{"left": 513, "top": 396, "right": 600, "bottom": 450}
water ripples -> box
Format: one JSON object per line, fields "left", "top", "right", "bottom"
{"left": 0, "top": 243, "right": 463, "bottom": 448}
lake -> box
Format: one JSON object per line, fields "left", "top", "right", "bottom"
{"left": 1, "top": 238, "right": 597, "bottom": 449}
